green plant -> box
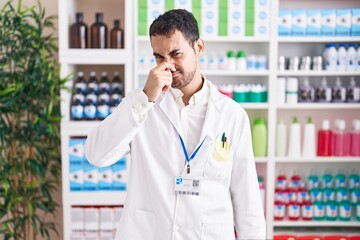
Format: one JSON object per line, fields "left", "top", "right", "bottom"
{"left": 0, "top": 1, "right": 67, "bottom": 239}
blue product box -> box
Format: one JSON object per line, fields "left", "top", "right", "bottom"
{"left": 278, "top": 10, "right": 292, "bottom": 36}
{"left": 112, "top": 158, "right": 127, "bottom": 191}
{"left": 322, "top": 9, "right": 336, "bottom": 36}
{"left": 336, "top": 9, "right": 351, "bottom": 36}
{"left": 70, "top": 163, "right": 84, "bottom": 191}
{"left": 69, "top": 138, "right": 85, "bottom": 164}
{"left": 292, "top": 10, "right": 307, "bottom": 36}
{"left": 99, "top": 166, "right": 113, "bottom": 190}
{"left": 83, "top": 162, "right": 99, "bottom": 191}
{"left": 307, "top": 9, "right": 321, "bottom": 36}
{"left": 352, "top": 8, "right": 360, "bottom": 36}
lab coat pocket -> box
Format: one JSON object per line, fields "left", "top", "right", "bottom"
{"left": 200, "top": 220, "right": 235, "bottom": 240}
{"left": 204, "top": 141, "right": 232, "bottom": 179}
{"left": 115, "top": 207, "right": 156, "bottom": 240}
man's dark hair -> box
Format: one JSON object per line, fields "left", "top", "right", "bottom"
{"left": 149, "top": 9, "right": 199, "bottom": 48}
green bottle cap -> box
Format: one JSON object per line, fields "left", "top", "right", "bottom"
{"left": 307, "top": 117, "right": 313, "bottom": 124}
{"left": 227, "top": 50, "right": 235, "bottom": 58}
{"left": 255, "top": 118, "right": 266, "bottom": 125}
{"left": 237, "top": 51, "right": 246, "bottom": 58}
{"left": 292, "top": 117, "right": 299, "bottom": 123}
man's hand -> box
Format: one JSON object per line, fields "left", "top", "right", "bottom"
{"left": 143, "top": 62, "right": 176, "bottom": 102}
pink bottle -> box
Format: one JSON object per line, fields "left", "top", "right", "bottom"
{"left": 317, "top": 120, "right": 333, "bottom": 156}
{"left": 350, "top": 119, "right": 360, "bottom": 156}
{"left": 333, "top": 119, "right": 349, "bottom": 156}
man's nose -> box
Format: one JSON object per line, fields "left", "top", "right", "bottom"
{"left": 164, "top": 57, "right": 174, "bottom": 65}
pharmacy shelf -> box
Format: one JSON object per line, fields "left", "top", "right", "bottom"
{"left": 277, "top": 71, "right": 360, "bottom": 76}
{"left": 277, "top": 36, "right": 360, "bottom": 43}
{"left": 136, "top": 35, "right": 270, "bottom": 43}
{"left": 59, "top": 49, "right": 132, "bottom": 64}
{"left": 274, "top": 157, "right": 360, "bottom": 163}
{"left": 276, "top": 104, "right": 360, "bottom": 110}
{"left": 64, "top": 192, "right": 127, "bottom": 206}
{"left": 273, "top": 220, "right": 360, "bottom": 227}
{"left": 240, "top": 103, "right": 269, "bottom": 109}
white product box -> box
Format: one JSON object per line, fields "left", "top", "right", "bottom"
{"left": 256, "top": 7, "right": 270, "bottom": 23}
{"left": 228, "top": 9, "right": 244, "bottom": 36}
{"left": 255, "top": 22, "right": 270, "bottom": 37}
{"left": 113, "top": 207, "right": 124, "bottom": 226}
{"left": 71, "top": 207, "right": 84, "bottom": 232}
{"left": 147, "top": 0, "right": 165, "bottom": 10}
{"left": 69, "top": 138, "right": 85, "bottom": 163}
{"left": 99, "top": 166, "right": 113, "bottom": 190}
{"left": 352, "top": 8, "right": 360, "bottom": 36}
{"left": 201, "top": 0, "right": 218, "bottom": 9}
{"left": 336, "top": 9, "right": 352, "bottom": 36}
{"left": 201, "top": 8, "right": 219, "bottom": 37}
{"left": 307, "top": 9, "right": 321, "bottom": 36}
{"left": 292, "top": 10, "right": 307, "bottom": 36}
{"left": 321, "top": 9, "right": 336, "bottom": 36}
{"left": 84, "top": 208, "right": 99, "bottom": 233}
{"left": 277, "top": 78, "right": 286, "bottom": 104}
{"left": 112, "top": 160, "right": 127, "bottom": 191}
{"left": 255, "top": 0, "right": 270, "bottom": 10}
{"left": 278, "top": 10, "right": 292, "bottom": 36}
{"left": 84, "top": 162, "right": 99, "bottom": 191}
{"left": 70, "top": 163, "right": 84, "bottom": 191}
{"left": 175, "top": 0, "right": 192, "bottom": 11}
{"left": 147, "top": 8, "right": 164, "bottom": 35}
{"left": 100, "top": 208, "right": 115, "bottom": 233}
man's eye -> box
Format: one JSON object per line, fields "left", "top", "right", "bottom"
{"left": 173, "top": 52, "right": 182, "bottom": 57}
{"left": 154, "top": 55, "right": 163, "bottom": 60}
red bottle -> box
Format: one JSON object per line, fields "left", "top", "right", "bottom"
{"left": 274, "top": 201, "right": 286, "bottom": 221}
{"left": 317, "top": 119, "right": 333, "bottom": 156}
{"left": 301, "top": 200, "right": 313, "bottom": 221}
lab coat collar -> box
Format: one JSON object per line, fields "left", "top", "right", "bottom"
{"left": 169, "top": 77, "right": 207, "bottom": 106}
{"left": 159, "top": 76, "right": 222, "bottom": 143}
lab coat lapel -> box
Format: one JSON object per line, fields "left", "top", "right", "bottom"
{"left": 159, "top": 91, "right": 183, "bottom": 136}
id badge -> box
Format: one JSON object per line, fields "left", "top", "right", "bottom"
{"left": 174, "top": 177, "right": 201, "bottom": 196}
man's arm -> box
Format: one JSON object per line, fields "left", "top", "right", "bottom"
{"left": 230, "top": 110, "right": 266, "bottom": 239}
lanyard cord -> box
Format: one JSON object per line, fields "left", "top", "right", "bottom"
{"left": 179, "top": 135, "right": 207, "bottom": 174}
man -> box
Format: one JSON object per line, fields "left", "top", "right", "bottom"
{"left": 85, "top": 9, "right": 266, "bottom": 240}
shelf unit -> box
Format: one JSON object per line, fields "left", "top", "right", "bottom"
{"left": 59, "top": 0, "right": 360, "bottom": 239}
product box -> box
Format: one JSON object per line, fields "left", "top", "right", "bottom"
{"left": 147, "top": 0, "right": 165, "bottom": 9}
{"left": 138, "top": 8, "right": 147, "bottom": 35}
{"left": 147, "top": 8, "right": 163, "bottom": 35}
{"left": 99, "top": 207, "right": 115, "bottom": 233}
{"left": 99, "top": 166, "right": 113, "bottom": 190}
{"left": 292, "top": 10, "right": 307, "bottom": 36}
{"left": 278, "top": 10, "right": 292, "bottom": 36}
{"left": 69, "top": 138, "right": 85, "bottom": 164}
{"left": 201, "top": 0, "right": 218, "bottom": 9}
{"left": 84, "top": 162, "right": 99, "bottom": 191}
{"left": 321, "top": 9, "right": 336, "bottom": 36}
{"left": 112, "top": 159, "right": 127, "bottom": 191}
{"left": 336, "top": 9, "right": 352, "bottom": 36}
{"left": 352, "top": 8, "right": 360, "bottom": 36}
{"left": 174, "top": 0, "right": 192, "bottom": 11}
{"left": 70, "top": 163, "right": 84, "bottom": 191}
{"left": 228, "top": 9, "right": 244, "bottom": 36}
{"left": 84, "top": 207, "right": 99, "bottom": 233}
{"left": 307, "top": 9, "right": 321, "bottom": 36}
{"left": 255, "top": 22, "right": 269, "bottom": 37}
{"left": 71, "top": 207, "right": 84, "bottom": 232}
{"left": 201, "top": 8, "right": 219, "bottom": 37}
{"left": 255, "top": 0, "right": 270, "bottom": 10}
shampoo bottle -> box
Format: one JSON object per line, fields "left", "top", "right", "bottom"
{"left": 332, "top": 77, "right": 346, "bottom": 102}
{"left": 346, "top": 77, "right": 360, "bottom": 103}
{"left": 317, "top": 119, "right": 333, "bottom": 156}
{"left": 252, "top": 118, "right": 267, "bottom": 157}
{"left": 350, "top": 119, "right": 360, "bottom": 156}
{"left": 288, "top": 117, "right": 301, "bottom": 158}
{"left": 316, "top": 77, "right": 332, "bottom": 102}
{"left": 333, "top": 119, "right": 348, "bottom": 156}
{"left": 302, "top": 117, "right": 316, "bottom": 157}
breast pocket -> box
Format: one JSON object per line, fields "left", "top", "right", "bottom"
{"left": 203, "top": 140, "right": 233, "bottom": 179}
{"left": 115, "top": 207, "right": 156, "bottom": 240}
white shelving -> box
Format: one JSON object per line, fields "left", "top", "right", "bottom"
{"left": 59, "top": 0, "right": 360, "bottom": 239}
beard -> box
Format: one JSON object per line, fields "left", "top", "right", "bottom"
{"left": 171, "top": 65, "right": 197, "bottom": 89}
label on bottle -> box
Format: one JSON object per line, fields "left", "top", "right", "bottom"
{"left": 310, "top": 188, "right": 322, "bottom": 202}
{"left": 332, "top": 87, "right": 346, "bottom": 102}
{"left": 288, "top": 203, "right": 300, "bottom": 219}
{"left": 275, "top": 191, "right": 286, "bottom": 203}
{"left": 99, "top": 82, "right": 110, "bottom": 92}
{"left": 347, "top": 87, "right": 360, "bottom": 102}
{"left": 299, "top": 87, "right": 314, "bottom": 102}
{"left": 84, "top": 105, "right": 96, "bottom": 119}
{"left": 336, "top": 188, "right": 348, "bottom": 203}
{"left": 75, "top": 82, "right": 87, "bottom": 93}
{"left": 274, "top": 203, "right": 285, "bottom": 219}
{"left": 350, "top": 189, "right": 360, "bottom": 204}
{"left": 86, "top": 94, "right": 98, "bottom": 104}
{"left": 316, "top": 87, "right": 331, "bottom": 102}
{"left": 88, "top": 82, "right": 98, "bottom": 93}
{"left": 323, "top": 188, "right": 335, "bottom": 202}
{"left": 73, "top": 94, "right": 86, "bottom": 105}
{"left": 301, "top": 204, "right": 313, "bottom": 219}
{"left": 98, "top": 93, "right": 110, "bottom": 103}
{"left": 339, "top": 203, "right": 351, "bottom": 220}
{"left": 96, "top": 105, "right": 110, "bottom": 119}
{"left": 325, "top": 203, "right": 338, "bottom": 219}
{"left": 71, "top": 105, "right": 84, "bottom": 120}
{"left": 313, "top": 203, "right": 325, "bottom": 218}
{"left": 349, "top": 174, "right": 360, "bottom": 189}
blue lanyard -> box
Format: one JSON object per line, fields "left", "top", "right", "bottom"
{"left": 179, "top": 135, "right": 207, "bottom": 174}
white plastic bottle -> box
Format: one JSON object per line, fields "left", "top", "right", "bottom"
{"left": 288, "top": 117, "right": 301, "bottom": 158}
{"left": 323, "top": 44, "right": 330, "bottom": 69}
{"left": 325, "top": 43, "right": 338, "bottom": 71}
{"left": 208, "top": 52, "right": 218, "bottom": 70}
{"left": 237, "top": 51, "right": 247, "bottom": 71}
{"left": 218, "top": 51, "right": 228, "bottom": 70}
{"left": 199, "top": 52, "right": 209, "bottom": 70}
{"left": 347, "top": 77, "right": 360, "bottom": 102}
{"left": 302, "top": 117, "right": 316, "bottom": 158}
{"left": 276, "top": 118, "right": 287, "bottom": 157}
{"left": 227, "top": 50, "right": 236, "bottom": 71}
{"left": 347, "top": 43, "right": 357, "bottom": 71}
{"left": 337, "top": 43, "right": 347, "bottom": 72}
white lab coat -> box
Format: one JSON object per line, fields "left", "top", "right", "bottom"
{"left": 84, "top": 80, "right": 266, "bottom": 240}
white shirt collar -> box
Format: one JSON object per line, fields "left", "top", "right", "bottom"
{"left": 170, "top": 76, "right": 208, "bottom": 106}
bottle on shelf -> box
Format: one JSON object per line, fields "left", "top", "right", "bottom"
{"left": 313, "top": 200, "right": 325, "bottom": 221}
{"left": 236, "top": 51, "right": 247, "bottom": 71}
{"left": 317, "top": 119, "right": 333, "bottom": 156}
{"left": 286, "top": 77, "right": 298, "bottom": 104}
{"left": 298, "top": 77, "right": 315, "bottom": 103}
{"left": 91, "top": 13, "right": 108, "bottom": 49}
{"left": 99, "top": 72, "right": 110, "bottom": 93}
{"left": 347, "top": 43, "right": 357, "bottom": 71}
{"left": 302, "top": 117, "right": 316, "bottom": 158}
{"left": 335, "top": 169, "right": 347, "bottom": 188}
{"left": 276, "top": 118, "right": 287, "bottom": 157}
{"left": 301, "top": 194, "right": 313, "bottom": 221}
{"left": 350, "top": 119, "right": 360, "bottom": 156}
{"left": 83, "top": 99, "right": 97, "bottom": 120}
{"left": 322, "top": 170, "right": 334, "bottom": 189}
{"left": 96, "top": 98, "right": 110, "bottom": 120}
{"left": 87, "top": 71, "right": 99, "bottom": 94}
{"left": 332, "top": 77, "right": 346, "bottom": 103}
{"left": 324, "top": 43, "right": 337, "bottom": 71}
{"left": 349, "top": 169, "right": 360, "bottom": 189}
{"left": 258, "top": 176, "right": 266, "bottom": 215}
{"left": 111, "top": 72, "right": 123, "bottom": 95}
{"left": 337, "top": 43, "right": 348, "bottom": 71}
{"left": 218, "top": 52, "right": 228, "bottom": 70}
{"left": 71, "top": 98, "right": 84, "bottom": 121}
{"left": 325, "top": 200, "right": 338, "bottom": 221}
{"left": 339, "top": 196, "right": 352, "bottom": 221}
{"left": 252, "top": 118, "right": 267, "bottom": 157}
{"left": 333, "top": 119, "right": 349, "bottom": 156}
{"left": 70, "top": 12, "right": 88, "bottom": 49}
{"left": 307, "top": 170, "right": 319, "bottom": 190}
{"left": 315, "top": 77, "right": 332, "bottom": 102}
{"left": 227, "top": 50, "right": 236, "bottom": 71}
{"left": 346, "top": 77, "right": 360, "bottom": 103}
{"left": 110, "top": 20, "right": 124, "bottom": 49}
{"left": 356, "top": 43, "right": 360, "bottom": 71}
{"left": 74, "top": 71, "right": 87, "bottom": 95}
{"left": 287, "top": 117, "right": 301, "bottom": 158}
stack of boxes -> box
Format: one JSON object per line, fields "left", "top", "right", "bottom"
{"left": 69, "top": 138, "right": 127, "bottom": 192}
{"left": 279, "top": 8, "right": 360, "bottom": 36}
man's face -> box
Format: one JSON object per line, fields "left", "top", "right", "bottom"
{"left": 150, "top": 30, "right": 202, "bottom": 89}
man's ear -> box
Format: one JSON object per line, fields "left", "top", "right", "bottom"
{"left": 195, "top": 38, "right": 205, "bottom": 56}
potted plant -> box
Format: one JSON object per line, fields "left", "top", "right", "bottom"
{"left": 0, "top": 1, "right": 67, "bottom": 239}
